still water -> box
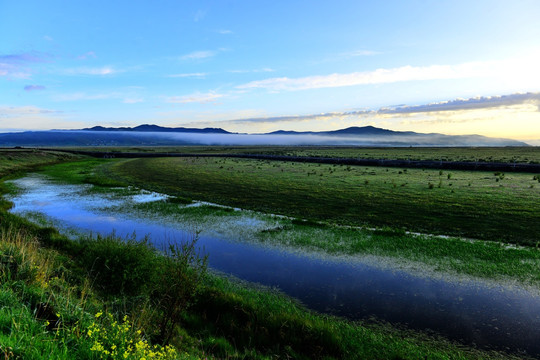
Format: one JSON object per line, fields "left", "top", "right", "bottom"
{"left": 8, "top": 175, "right": 540, "bottom": 357}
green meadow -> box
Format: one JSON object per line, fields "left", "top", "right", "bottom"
{"left": 108, "top": 156, "right": 540, "bottom": 245}
{"left": 62, "top": 145, "right": 540, "bottom": 163}
{"left": 1, "top": 148, "right": 538, "bottom": 359}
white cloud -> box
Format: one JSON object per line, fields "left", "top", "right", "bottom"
{"left": 228, "top": 68, "right": 274, "bottom": 74}
{"left": 0, "top": 52, "right": 48, "bottom": 79}
{"left": 180, "top": 50, "right": 216, "bottom": 60}
{"left": 217, "top": 29, "right": 233, "bottom": 34}
{"left": 167, "top": 72, "right": 207, "bottom": 78}
{"left": 341, "top": 50, "right": 380, "bottom": 57}
{"left": 64, "top": 66, "right": 118, "bottom": 75}
{"left": 123, "top": 98, "right": 143, "bottom": 104}
{"left": 166, "top": 92, "right": 224, "bottom": 104}
{"left": 193, "top": 9, "right": 206, "bottom": 22}
{"left": 77, "top": 51, "right": 97, "bottom": 60}
{"left": 54, "top": 92, "right": 122, "bottom": 101}
{"left": 0, "top": 105, "right": 78, "bottom": 130}
{"left": 0, "top": 105, "right": 62, "bottom": 117}
{"left": 237, "top": 54, "right": 540, "bottom": 92}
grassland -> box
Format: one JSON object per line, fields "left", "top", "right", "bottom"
{"left": 1, "top": 149, "right": 523, "bottom": 359}
{"left": 58, "top": 145, "right": 540, "bottom": 163}
{"left": 107, "top": 156, "right": 540, "bottom": 245}
{"left": 36, "top": 158, "right": 540, "bottom": 287}
{"left": 0, "top": 148, "right": 81, "bottom": 178}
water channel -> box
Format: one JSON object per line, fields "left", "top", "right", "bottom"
{"left": 7, "top": 174, "right": 540, "bottom": 357}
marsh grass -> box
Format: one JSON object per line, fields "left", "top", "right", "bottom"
{"left": 109, "top": 157, "right": 540, "bottom": 245}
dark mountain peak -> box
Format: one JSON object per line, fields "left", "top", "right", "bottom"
{"left": 82, "top": 124, "right": 231, "bottom": 134}
{"left": 325, "top": 126, "right": 397, "bottom": 135}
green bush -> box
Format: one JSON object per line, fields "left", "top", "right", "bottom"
{"left": 153, "top": 237, "right": 208, "bottom": 343}
{"left": 77, "top": 235, "right": 159, "bottom": 297}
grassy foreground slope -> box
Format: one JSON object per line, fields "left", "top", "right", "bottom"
{"left": 1, "top": 149, "right": 523, "bottom": 359}
{"left": 0, "top": 149, "right": 81, "bottom": 178}
{"left": 109, "top": 157, "right": 540, "bottom": 245}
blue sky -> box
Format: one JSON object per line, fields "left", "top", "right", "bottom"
{"left": 1, "top": 0, "right": 540, "bottom": 141}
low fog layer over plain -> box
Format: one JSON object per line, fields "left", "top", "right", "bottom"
{"left": 0, "top": 129, "right": 529, "bottom": 147}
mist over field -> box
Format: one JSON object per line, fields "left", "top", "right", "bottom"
{"left": 0, "top": 129, "right": 529, "bottom": 147}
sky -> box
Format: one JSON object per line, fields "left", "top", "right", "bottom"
{"left": 1, "top": 0, "right": 540, "bottom": 143}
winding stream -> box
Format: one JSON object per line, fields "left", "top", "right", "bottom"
{"left": 7, "top": 174, "right": 540, "bottom": 357}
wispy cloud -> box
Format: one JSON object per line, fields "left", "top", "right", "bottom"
{"left": 24, "top": 85, "right": 46, "bottom": 91}
{"left": 193, "top": 9, "right": 206, "bottom": 22}
{"left": 0, "top": 105, "right": 62, "bottom": 117}
{"left": 43, "top": 35, "right": 53, "bottom": 41}
{"left": 228, "top": 68, "right": 274, "bottom": 74}
{"left": 237, "top": 56, "right": 540, "bottom": 92}
{"left": 0, "top": 105, "right": 88, "bottom": 131}
{"left": 63, "top": 66, "right": 118, "bottom": 75}
{"left": 179, "top": 50, "right": 217, "bottom": 60}
{"left": 380, "top": 93, "right": 540, "bottom": 114}
{"left": 166, "top": 91, "right": 224, "bottom": 104}
{"left": 123, "top": 98, "right": 143, "bottom": 104}
{"left": 202, "top": 92, "right": 540, "bottom": 125}
{"left": 167, "top": 72, "right": 207, "bottom": 78}
{"left": 340, "top": 50, "right": 381, "bottom": 58}
{"left": 217, "top": 29, "right": 233, "bottom": 34}
{"left": 77, "top": 51, "right": 97, "bottom": 60}
{"left": 54, "top": 92, "right": 119, "bottom": 101}
{"left": 0, "top": 52, "right": 49, "bottom": 79}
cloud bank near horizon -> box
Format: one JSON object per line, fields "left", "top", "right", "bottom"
{"left": 184, "top": 92, "right": 540, "bottom": 125}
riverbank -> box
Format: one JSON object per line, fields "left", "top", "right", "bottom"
{"left": 0, "top": 149, "right": 528, "bottom": 359}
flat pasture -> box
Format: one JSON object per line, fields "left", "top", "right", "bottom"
{"left": 110, "top": 156, "right": 540, "bottom": 246}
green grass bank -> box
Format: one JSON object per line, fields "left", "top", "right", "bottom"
{"left": 0, "top": 150, "right": 528, "bottom": 359}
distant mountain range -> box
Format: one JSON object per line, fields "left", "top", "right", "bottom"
{"left": 0, "top": 124, "right": 529, "bottom": 147}
{"left": 83, "top": 124, "right": 231, "bottom": 134}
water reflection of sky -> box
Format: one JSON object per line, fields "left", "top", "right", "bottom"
{"left": 8, "top": 174, "right": 540, "bottom": 357}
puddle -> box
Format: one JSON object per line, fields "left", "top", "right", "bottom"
{"left": 7, "top": 174, "right": 540, "bottom": 357}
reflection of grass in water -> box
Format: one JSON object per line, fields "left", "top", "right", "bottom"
{"left": 107, "top": 200, "right": 280, "bottom": 241}
{"left": 257, "top": 221, "right": 540, "bottom": 287}
{"left": 97, "top": 192, "right": 540, "bottom": 288}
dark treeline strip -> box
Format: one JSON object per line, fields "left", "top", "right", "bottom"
{"left": 34, "top": 147, "right": 540, "bottom": 173}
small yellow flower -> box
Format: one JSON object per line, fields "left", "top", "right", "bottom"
{"left": 95, "top": 311, "right": 103, "bottom": 319}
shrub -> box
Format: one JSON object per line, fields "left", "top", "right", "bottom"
{"left": 153, "top": 237, "right": 208, "bottom": 343}
{"left": 77, "top": 235, "right": 158, "bottom": 297}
